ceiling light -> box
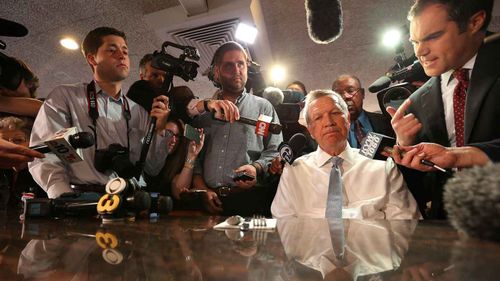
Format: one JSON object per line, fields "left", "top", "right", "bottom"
{"left": 270, "top": 65, "right": 286, "bottom": 85}
{"left": 382, "top": 29, "right": 402, "bottom": 48}
{"left": 60, "top": 38, "right": 79, "bottom": 50}
{"left": 235, "top": 23, "right": 258, "bottom": 44}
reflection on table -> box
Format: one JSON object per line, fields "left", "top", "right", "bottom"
{"left": 0, "top": 211, "right": 498, "bottom": 280}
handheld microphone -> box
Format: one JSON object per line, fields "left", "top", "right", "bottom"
{"left": 305, "top": 0, "right": 343, "bottom": 44}
{"left": 126, "top": 80, "right": 161, "bottom": 178}
{"left": 30, "top": 128, "right": 94, "bottom": 164}
{"left": 214, "top": 113, "right": 282, "bottom": 136}
{"left": 278, "top": 133, "right": 307, "bottom": 164}
{"left": 359, "top": 132, "right": 448, "bottom": 173}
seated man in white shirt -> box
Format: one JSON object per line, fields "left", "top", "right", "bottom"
{"left": 271, "top": 90, "right": 421, "bottom": 219}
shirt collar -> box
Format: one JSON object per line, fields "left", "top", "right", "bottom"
{"left": 315, "top": 142, "right": 355, "bottom": 167}
{"left": 351, "top": 110, "right": 370, "bottom": 129}
{"left": 218, "top": 89, "right": 248, "bottom": 105}
{"left": 441, "top": 53, "right": 477, "bottom": 85}
{"left": 93, "top": 80, "right": 124, "bottom": 103}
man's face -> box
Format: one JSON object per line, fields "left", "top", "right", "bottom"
{"left": 287, "top": 84, "right": 306, "bottom": 95}
{"left": 215, "top": 50, "right": 248, "bottom": 94}
{"left": 88, "top": 35, "right": 129, "bottom": 82}
{"left": 333, "top": 77, "right": 364, "bottom": 121}
{"left": 307, "top": 96, "right": 350, "bottom": 151}
{"left": 140, "top": 61, "right": 166, "bottom": 90}
{"left": 165, "top": 122, "right": 181, "bottom": 153}
{"left": 410, "top": 4, "right": 476, "bottom": 77}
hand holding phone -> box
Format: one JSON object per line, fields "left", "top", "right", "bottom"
{"left": 233, "top": 171, "right": 255, "bottom": 182}
{"left": 184, "top": 124, "right": 201, "bottom": 144}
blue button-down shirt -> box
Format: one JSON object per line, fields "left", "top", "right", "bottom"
{"left": 348, "top": 110, "right": 373, "bottom": 148}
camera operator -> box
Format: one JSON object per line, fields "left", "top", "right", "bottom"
{"left": 190, "top": 41, "right": 282, "bottom": 216}
{"left": 386, "top": 0, "right": 498, "bottom": 219}
{"left": 332, "top": 74, "right": 394, "bottom": 149}
{"left": 29, "top": 27, "right": 170, "bottom": 199}
{"left": 139, "top": 53, "right": 167, "bottom": 91}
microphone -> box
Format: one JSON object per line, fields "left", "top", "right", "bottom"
{"left": 359, "top": 132, "right": 448, "bottom": 173}
{"left": 262, "top": 86, "right": 284, "bottom": 107}
{"left": 368, "top": 60, "right": 425, "bottom": 93}
{"left": 242, "top": 115, "right": 282, "bottom": 136}
{"left": 0, "top": 17, "right": 29, "bottom": 37}
{"left": 30, "top": 128, "right": 94, "bottom": 164}
{"left": 305, "top": 0, "right": 343, "bottom": 44}
{"left": 278, "top": 133, "right": 307, "bottom": 164}
{"left": 444, "top": 164, "right": 500, "bottom": 241}
{"left": 126, "top": 80, "right": 161, "bottom": 178}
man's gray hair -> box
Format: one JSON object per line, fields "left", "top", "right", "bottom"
{"left": 304, "top": 89, "right": 349, "bottom": 125}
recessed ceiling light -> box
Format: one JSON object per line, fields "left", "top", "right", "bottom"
{"left": 60, "top": 38, "right": 79, "bottom": 50}
{"left": 235, "top": 23, "right": 258, "bottom": 44}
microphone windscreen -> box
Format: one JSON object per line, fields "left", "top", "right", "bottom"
{"left": 69, "top": 132, "right": 95, "bottom": 149}
{"left": 288, "top": 133, "right": 307, "bottom": 156}
{"left": 368, "top": 76, "right": 392, "bottom": 93}
{"left": 305, "top": 0, "right": 343, "bottom": 44}
{"left": 126, "top": 80, "right": 160, "bottom": 112}
{"left": 0, "top": 18, "right": 28, "bottom": 37}
{"left": 444, "top": 164, "right": 500, "bottom": 242}
{"left": 263, "top": 87, "right": 284, "bottom": 107}
{"left": 156, "top": 195, "right": 173, "bottom": 214}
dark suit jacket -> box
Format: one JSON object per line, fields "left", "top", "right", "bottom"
{"left": 406, "top": 39, "right": 500, "bottom": 218}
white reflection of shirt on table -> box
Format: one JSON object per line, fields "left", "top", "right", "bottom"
{"left": 277, "top": 218, "right": 417, "bottom": 280}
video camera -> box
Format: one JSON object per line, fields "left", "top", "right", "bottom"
{"left": 151, "top": 41, "right": 200, "bottom": 85}
{"left": 368, "top": 54, "right": 430, "bottom": 118}
{"left": 0, "top": 17, "right": 29, "bottom": 91}
{"left": 94, "top": 143, "right": 136, "bottom": 179}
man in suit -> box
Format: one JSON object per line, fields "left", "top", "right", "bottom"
{"left": 387, "top": 0, "right": 497, "bottom": 219}
{"left": 332, "top": 74, "right": 394, "bottom": 148}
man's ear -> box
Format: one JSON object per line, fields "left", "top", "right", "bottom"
{"left": 306, "top": 124, "right": 316, "bottom": 140}
{"left": 469, "top": 10, "right": 486, "bottom": 34}
{"left": 86, "top": 53, "right": 97, "bottom": 68}
{"left": 213, "top": 66, "right": 220, "bottom": 82}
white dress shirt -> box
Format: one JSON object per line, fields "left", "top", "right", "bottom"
{"left": 29, "top": 82, "right": 168, "bottom": 198}
{"left": 271, "top": 144, "right": 421, "bottom": 219}
{"left": 440, "top": 54, "right": 477, "bottom": 147}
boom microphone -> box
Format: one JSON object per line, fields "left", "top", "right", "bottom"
{"left": 0, "top": 17, "right": 28, "bottom": 37}
{"left": 444, "top": 164, "right": 500, "bottom": 241}
{"left": 359, "top": 132, "right": 448, "bottom": 173}
{"left": 262, "top": 86, "right": 284, "bottom": 107}
{"left": 279, "top": 133, "right": 307, "bottom": 164}
{"left": 305, "top": 0, "right": 343, "bottom": 44}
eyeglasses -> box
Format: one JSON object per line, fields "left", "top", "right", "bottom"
{"left": 334, "top": 87, "right": 363, "bottom": 98}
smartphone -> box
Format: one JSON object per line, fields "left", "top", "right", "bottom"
{"left": 184, "top": 124, "right": 201, "bottom": 144}
{"left": 233, "top": 172, "right": 255, "bottom": 182}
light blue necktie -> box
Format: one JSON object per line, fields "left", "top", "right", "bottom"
{"left": 325, "top": 156, "right": 343, "bottom": 218}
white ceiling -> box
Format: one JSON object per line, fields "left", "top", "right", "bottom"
{"left": 1, "top": 0, "right": 499, "bottom": 111}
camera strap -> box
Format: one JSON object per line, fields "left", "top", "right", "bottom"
{"left": 86, "top": 80, "right": 131, "bottom": 152}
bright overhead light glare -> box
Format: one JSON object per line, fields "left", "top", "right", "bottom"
{"left": 60, "top": 38, "right": 79, "bottom": 50}
{"left": 235, "top": 23, "right": 258, "bottom": 44}
{"left": 270, "top": 65, "right": 286, "bottom": 84}
{"left": 382, "top": 29, "right": 402, "bottom": 48}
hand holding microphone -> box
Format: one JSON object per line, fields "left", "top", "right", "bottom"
{"left": 360, "top": 132, "right": 449, "bottom": 174}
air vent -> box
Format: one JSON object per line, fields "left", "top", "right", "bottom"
{"left": 168, "top": 18, "right": 253, "bottom": 74}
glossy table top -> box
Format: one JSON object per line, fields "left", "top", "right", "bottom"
{"left": 1, "top": 211, "right": 499, "bottom": 281}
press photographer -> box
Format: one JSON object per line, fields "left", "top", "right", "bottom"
{"left": 29, "top": 27, "right": 170, "bottom": 199}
